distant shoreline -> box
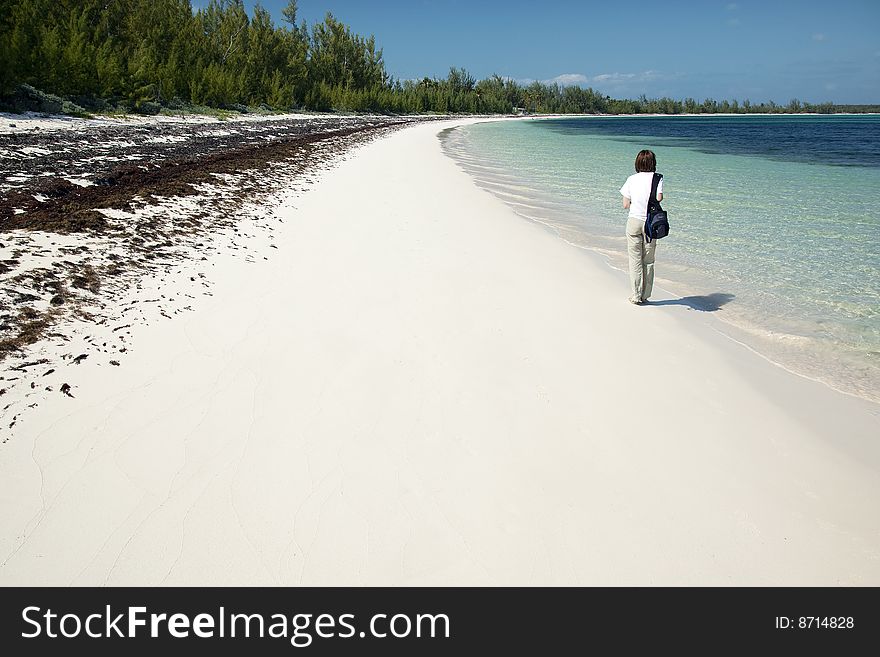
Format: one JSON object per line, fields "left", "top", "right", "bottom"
{"left": 522, "top": 112, "right": 880, "bottom": 118}
{"left": 2, "top": 109, "right": 877, "bottom": 137}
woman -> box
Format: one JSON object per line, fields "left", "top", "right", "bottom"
{"left": 619, "top": 150, "right": 663, "bottom": 305}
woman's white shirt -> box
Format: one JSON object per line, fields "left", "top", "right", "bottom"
{"left": 620, "top": 171, "right": 663, "bottom": 220}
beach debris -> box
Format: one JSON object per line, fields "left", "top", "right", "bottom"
{"left": 71, "top": 265, "right": 100, "bottom": 294}
{"left": 0, "top": 259, "right": 19, "bottom": 274}
{"left": 0, "top": 114, "right": 423, "bottom": 432}
{"left": 12, "top": 358, "right": 49, "bottom": 371}
{"left": 14, "top": 292, "right": 40, "bottom": 304}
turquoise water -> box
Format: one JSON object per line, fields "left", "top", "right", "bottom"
{"left": 442, "top": 116, "right": 880, "bottom": 402}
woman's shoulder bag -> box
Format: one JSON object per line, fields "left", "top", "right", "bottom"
{"left": 645, "top": 173, "right": 669, "bottom": 243}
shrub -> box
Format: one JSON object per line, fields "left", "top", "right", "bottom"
{"left": 61, "top": 99, "right": 88, "bottom": 116}
{"left": 134, "top": 100, "right": 161, "bottom": 115}
{"left": 11, "top": 84, "right": 63, "bottom": 114}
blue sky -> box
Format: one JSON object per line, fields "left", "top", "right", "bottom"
{"left": 192, "top": 0, "right": 880, "bottom": 104}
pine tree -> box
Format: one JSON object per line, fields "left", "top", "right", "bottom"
{"left": 1, "top": 0, "right": 854, "bottom": 116}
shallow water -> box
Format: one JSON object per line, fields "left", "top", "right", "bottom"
{"left": 442, "top": 115, "right": 880, "bottom": 403}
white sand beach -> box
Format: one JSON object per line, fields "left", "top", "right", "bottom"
{"left": 1, "top": 118, "right": 878, "bottom": 586}
{"left": 0, "top": 110, "right": 322, "bottom": 135}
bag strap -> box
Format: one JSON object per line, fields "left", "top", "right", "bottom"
{"left": 649, "top": 172, "right": 662, "bottom": 207}
{"left": 645, "top": 172, "right": 662, "bottom": 243}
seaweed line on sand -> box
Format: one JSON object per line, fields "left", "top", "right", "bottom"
{"left": 0, "top": 115, "right": 431, "bottom": 440}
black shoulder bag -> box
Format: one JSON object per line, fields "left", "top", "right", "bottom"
{"left": 644, "top": 173, "right": 669, "bottom": 243}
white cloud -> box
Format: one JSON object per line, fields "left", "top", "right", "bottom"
{"left": 592, "top": 73, "right": 634, "bottom": 83}
{"left": 812, "top": 33, "right": 826, "bottom": 41}
{"left": 725, "top": 3, "right": 740, "bottom": 27}
{"left": 511, "top": 70, "right": 673, "bottom": 89}
{"left": 510, "top": 73, "right": 592, "bottom": 87}
{"left": 546, "top": 73, "right": 590, "bottom": 86}
{"left": 592, "top": 71, "right": 663, "bottom": 84}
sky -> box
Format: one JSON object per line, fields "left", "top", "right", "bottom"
{"left": 191, "top": 0, "right": 880, "bottom": 104}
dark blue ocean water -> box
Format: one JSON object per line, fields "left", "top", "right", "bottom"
{"left": 539, "top": 115, "right": 880, "bottom": 168}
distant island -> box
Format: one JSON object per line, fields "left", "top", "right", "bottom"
{"left": 2, "top": 0, "right": 878, "bottom": 117}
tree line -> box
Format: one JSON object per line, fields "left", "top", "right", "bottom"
{"left": 0, "top": 0, "right": 871, "bottom": 115}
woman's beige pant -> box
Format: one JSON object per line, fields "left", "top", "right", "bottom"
{"left": 626, "top": 217, "right": 657, "bottom": 301}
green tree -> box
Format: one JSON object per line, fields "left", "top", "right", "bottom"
{"left": 309, "top": 12, "right": 386, "bottom": 101}
{"left": 0, "top": 0, "right": 862, "bottom": 116}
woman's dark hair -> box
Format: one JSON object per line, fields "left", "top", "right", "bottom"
{"left": 635, "top": 150, "right": 657, "bottom": 172}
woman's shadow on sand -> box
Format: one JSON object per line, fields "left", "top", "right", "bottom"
{"left": 646, "top": 292, "right": 735, "bottom": 312}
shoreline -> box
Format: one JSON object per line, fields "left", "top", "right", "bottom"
{"left": 1, "top": 119, "right": 878, "bottom": 585}
{"left": 526, "top": 112, "right": 880, "bottom": 117}
{"left": 3, "top": 109, "right": 876, "bottom": 137}
{"left": 440, "top": 117, "right": 880, "bottom": 406}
